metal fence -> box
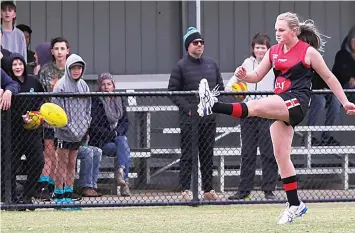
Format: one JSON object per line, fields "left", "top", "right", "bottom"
{"left": 1, "top": 90, "right": 355, "bottom": 211}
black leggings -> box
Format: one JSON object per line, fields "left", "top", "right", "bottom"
{"left": 1, "top": 130, "right": 44, "bottom": 202}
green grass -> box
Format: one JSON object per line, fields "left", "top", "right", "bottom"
{"left": 1, "top": 203, "right": 355, "bottom": 233}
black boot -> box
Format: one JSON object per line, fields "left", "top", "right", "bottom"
{"left": 228, "top": 192, "right": 251, "bottom": 200}
{"left": 38, "top": 182, "right": 52, "bottom": 201}
{"left": 264, "top": 191, "right": 276, "bottom": 200}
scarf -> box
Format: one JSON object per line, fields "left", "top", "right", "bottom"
{"left": 100, "top": 96, "right": 123, "bottom": 130}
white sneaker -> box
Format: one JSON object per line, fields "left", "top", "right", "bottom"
{"left": 277, "top": 201, "right": 308, "bottom": 224}
{"left": 197, "top": 78, "right": 219, "bottom": 117}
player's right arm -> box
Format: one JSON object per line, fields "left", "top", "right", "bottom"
{"left": 226, "top": 58, "right": 252, "bottom": 91}
{"left": 235, "top": 50, "right": 272, "bottom": 83}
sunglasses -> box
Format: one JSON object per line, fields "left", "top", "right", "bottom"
{"left": 192, "top": 40, "right": 204, "bottom": 46}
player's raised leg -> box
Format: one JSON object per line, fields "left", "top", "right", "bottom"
{"left": 197, "top": 78, "right": 289, "bottom": 122}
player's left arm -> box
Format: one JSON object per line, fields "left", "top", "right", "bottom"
{"left": 307, "top": 47, "right": 350, "bottom": 106}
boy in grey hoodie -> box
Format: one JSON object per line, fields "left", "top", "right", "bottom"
{"left": 52, "top": 54, "right": 91, "bottom": 208}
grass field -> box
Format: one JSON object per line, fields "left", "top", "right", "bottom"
{"left": 1, "top": 203, "right": 355, "bottom": 233}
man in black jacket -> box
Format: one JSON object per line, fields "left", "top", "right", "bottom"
{"left": 168, "top": 27, "right": 224, "bottom": 201}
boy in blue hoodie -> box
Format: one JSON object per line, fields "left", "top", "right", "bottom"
{"left": 52, "top": 54, "right": 91, "bottom": 209}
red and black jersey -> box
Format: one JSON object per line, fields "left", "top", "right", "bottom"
{"left": 269, "top": 40, "right": 313, "bottom": 96}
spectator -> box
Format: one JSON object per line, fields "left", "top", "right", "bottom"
{"left": 168, "top": 27, "right": 224, "bottom": 201}
{"left": 77, "top": 134, "right": 102, "bottom": 197}
{"left": 0, "top": 1, "right": 27, "bottom": 61}
{"left": 226, "top": 33, "right": 278, "bottom": 200}
{"left": 39, "top": 37, "right": 69, "bottom": 92}
{"left": 333, "top": 26, "right": 355, "bottom": 102}
{"left": 1, "top": 29, "right": 12, "bottom": 74}
{"left": 33, "top": 42, "right": 52, "bottom": 76}
{"left": 37, "top": 37, "right": 69, "bottom": 201}
{"left": 8, "top": 53, "right": 44, "bottom": 207}
{"left": 89, "top": 73, "right": 131, "bottom": 197}
{"left": 52, "top": 54, "right": 91, "bottom": 209}
{"left": 16, "top": 24, "right": 35, "bottom": 75}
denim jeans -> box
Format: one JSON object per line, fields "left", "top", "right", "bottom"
{"left": 307, "top": 93, "right": 341, "bottom": 139}
{"left": 77, "top": 146, "right": 102, "bottom": 189}
{"left": 102, "top": 136, "right": 131, "bottom": 180}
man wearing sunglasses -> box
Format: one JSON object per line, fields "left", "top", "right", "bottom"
{"left": 168, "top": 27, "right": 224, "bottom": 201}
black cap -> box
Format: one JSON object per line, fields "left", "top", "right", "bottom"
{"left": 16, "top": 24, "right": 32, "bottom": 34}
{"left": 183, "top": 27, "right": 203, "bottom": 51}
{"left": 70, "top": 62, "right": 84, "bottom": 68}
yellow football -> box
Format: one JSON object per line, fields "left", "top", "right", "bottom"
{"left": 231, "top": 81, "right": 248, "bottom": 100}
{"left": 23, "top": 111, "right": 44, "bottom": 130}
{"left": 40, "top": 103, "right": 68, "bottom": 128}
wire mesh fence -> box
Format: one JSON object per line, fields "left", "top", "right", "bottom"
{"left": 1, "top": 90, "right": 355, "bottom": 210}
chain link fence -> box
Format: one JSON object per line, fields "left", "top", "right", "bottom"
{"left": 1, "top": 90, "right": 355, "bottom": 210}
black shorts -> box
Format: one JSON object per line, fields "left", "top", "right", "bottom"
{"left": 43, "top": 128, "right": 55, "bottom": 140}
{"left": 57, "top": 139, "right": 81, "bottom": 150}
{"left": 277, "top": 91, "right": 310, "bottom": 127}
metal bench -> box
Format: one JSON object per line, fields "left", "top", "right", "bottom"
{"left": 157, "top": 125, "right": 355, "bottom": 192}
{"left": 123, "top": 105, "right": 355, "bottom": 192}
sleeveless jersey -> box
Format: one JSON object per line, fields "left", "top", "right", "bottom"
{"left": 269, "top": 40, "right": 313, "bottom": 95}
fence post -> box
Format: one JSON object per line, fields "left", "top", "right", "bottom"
{"left": 136, "top": 111, "right": 148, "bottom": 188}
{"left": 191, "top": 103, "right": 200, "bottom": 204}
{"left": 4, "top": 109, "right": 12, "bottom": 204}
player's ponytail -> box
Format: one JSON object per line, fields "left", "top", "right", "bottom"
{"left": 298, "top": 19, "right": 328, "bottom": 52}
{"left": 277, "top": 12, "right": 329, "bottom": 52}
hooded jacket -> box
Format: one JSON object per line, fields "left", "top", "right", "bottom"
{"left": 35, "top": 42, "right": 52, "bottom": 68}
{"left": 7, "top": 53, "right": 44, "bottom": 133}
{"left": 332, "top": 26, "right": 355, "bottom": 87}
{"left": 52, "top": 54, "right": 91, "bottom": 142}
{"left": 226, "top": 56, "right": 275, "bottom": 101}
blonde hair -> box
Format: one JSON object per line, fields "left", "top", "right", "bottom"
{"left": 277, "top": 12, "right": 328, "bottom": 52}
